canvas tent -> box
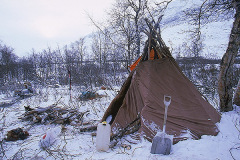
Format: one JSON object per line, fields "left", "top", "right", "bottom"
{"left": 102, "top": 22, "right": 221, "bottom": 144}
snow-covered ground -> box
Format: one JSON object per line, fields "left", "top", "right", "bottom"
{"left": 0, "top": 86, "right": 239, "bottom": 160}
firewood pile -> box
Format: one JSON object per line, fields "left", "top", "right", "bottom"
{"left": 19, "top": 105, "right": 88, "bottom": 125}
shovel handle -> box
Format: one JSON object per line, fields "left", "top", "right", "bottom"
{"left": 163, "top": 95, "right": 171, "bottom": 133}
{"left": 164, "top": 95, "right": 171, "bottom": 107}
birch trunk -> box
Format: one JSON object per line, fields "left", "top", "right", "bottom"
{"left": 218, "top": 0, "right": 240, "bottom": 112}
{"left": 233, "top": 79, "right": 240, "bottom": 106}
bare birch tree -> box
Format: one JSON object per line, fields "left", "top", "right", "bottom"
{"left": 218, "top": 0, "right": 240, "bottom": 111}
{"left": 189, "top": 0, "right": 237, "bottom": 112}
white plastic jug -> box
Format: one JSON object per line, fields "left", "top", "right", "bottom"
{"left": 96, "top": 121, "right": 111, "bottom": 151}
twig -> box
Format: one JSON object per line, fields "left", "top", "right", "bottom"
{"left": 0, "top": 140, "right": 6, "bottom": 159}
{"left": 229, "top": 114, "right": 240, "bottom": 160}
{"left": 111, "top": 115, "right": 140, "bottom": 140}
{"left": 110, "top": 115, "right": 141, "bottom": 148}
{"left": 132, "top": 146, "right": 143, "bottom": 155}
{"left": 229, "top": 144, "right": 240, "bottom": 160}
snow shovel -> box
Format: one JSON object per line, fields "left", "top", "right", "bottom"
{"left": 151, "top": 95, "right": 172, "bottom": 155}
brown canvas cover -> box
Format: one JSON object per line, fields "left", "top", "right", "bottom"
{"left": 102, "top": 57, "right": 221, "bottom": 143}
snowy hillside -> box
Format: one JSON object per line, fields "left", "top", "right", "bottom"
{"left": 161, "top": 0, "right": 233, "bottom": 59}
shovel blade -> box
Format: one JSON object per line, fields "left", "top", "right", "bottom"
{"left": 151, "top": 136, "right": 172, "bottom": 155}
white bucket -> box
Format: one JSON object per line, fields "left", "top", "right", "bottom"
{"left": 96, "top": 121, "right": 111, "bottom": 151}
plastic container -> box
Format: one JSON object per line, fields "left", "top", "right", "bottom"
{"left": 39, "top": 127, "right": 61, "bottom": 149}
{"left": 96, "top": 121, "right": 111, "bottom": 151}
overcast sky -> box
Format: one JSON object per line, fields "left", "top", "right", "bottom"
{"left": 0, "top": 0, "right": 113, "bottom": 57}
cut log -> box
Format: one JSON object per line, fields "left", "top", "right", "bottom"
{"left": 80, "top": 125, "right": 97, "bottom": 132}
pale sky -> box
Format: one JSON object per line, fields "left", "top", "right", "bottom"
{"left": 0, "top": 0, "right": 113, "bottom": 57}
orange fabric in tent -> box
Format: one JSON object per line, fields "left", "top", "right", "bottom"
{"left": 149, "top": 49, "right": 155, "bottom": 60}
{"left": 129, "top": 49, "right": 157, "bottom": 71}
{"left": 129, "top": 56, "right": 142, "bottom": 71}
